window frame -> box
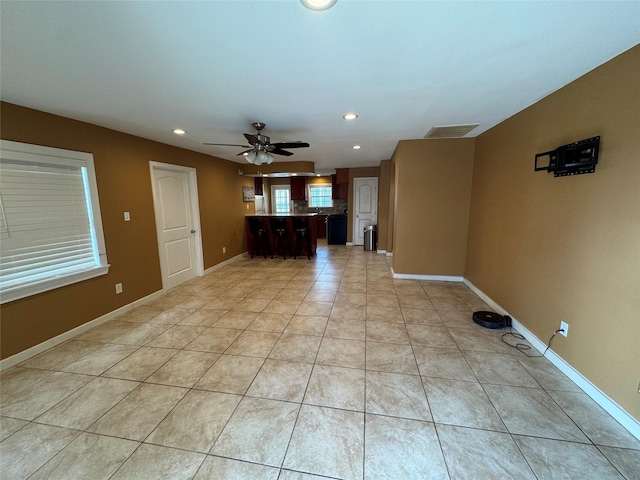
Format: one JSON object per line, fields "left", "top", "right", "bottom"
{"left": 308, "top": 183, "right": 333, "bottom": 208}
{"left": 0, "top": 140, "right": 109, "bottom": 304}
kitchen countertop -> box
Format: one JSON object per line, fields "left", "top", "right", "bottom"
{"left": 247, "top": 213, "right": 319, "bottom": 217}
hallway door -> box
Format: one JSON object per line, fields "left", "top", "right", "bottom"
{"left": 353, "top": 177, "right": 378, "bottom": 245}
{"left": 150, "top": 162, "right": 203, "bottom": 290}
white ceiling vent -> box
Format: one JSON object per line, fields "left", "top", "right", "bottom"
{"left": 424, "top": 124, "right": 479, "bottom": 139}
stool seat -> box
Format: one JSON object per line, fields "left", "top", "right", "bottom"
{"left": 270, "top": 217, "right": 290, "bottom": 259}
{"left": 292, "top": 217, "right": 312, "bottom": 260}
{"left": 248, "top": 217, "right": 270, "bottom": 258}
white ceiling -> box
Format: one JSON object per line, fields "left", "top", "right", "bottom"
{"left": 1, "top": 1, "right": 638, "bottom": 174}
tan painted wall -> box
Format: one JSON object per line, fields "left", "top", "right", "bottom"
{"left": 377, "top": 160, "right": 391, "bottom": 251}
{"left": 0, "top": 102, "right": 252, "bottom": 359}
{"left": 392, "top": 139, "right": 475, "bottom": 275}
{"left": 243, "top": 161, "right": 315, "bottom": 176}
{"left": 388, "top": 156, "right": 396, "bottom": 253}
{"left": 465, "top": 46, "right": 640, "bottom": 419}
{"left": 308, "top": 175, "right": 333, "bottom": 185}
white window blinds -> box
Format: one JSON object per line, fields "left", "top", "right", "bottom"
{"left": 0, "top": 141, "right": 109, "bottom": 303}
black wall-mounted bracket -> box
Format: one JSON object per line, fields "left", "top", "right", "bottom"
{"left": 535, "top": 136, "right": 600, "bottom": 177}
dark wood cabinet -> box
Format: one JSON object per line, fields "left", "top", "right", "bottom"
{"left": 254, "top": 177, "right": 263, "bottom": 196}
{"left": 331, "top": 173, "right": 348, "bottom": 200}
{"left": 335, "top": 168, "right": 349, "bottom": 185}
{"left": 316, "top": 215, "right": 327, "bottom": 238}
{"left": 290, "top": 176, "right": 307, "bottom": 200}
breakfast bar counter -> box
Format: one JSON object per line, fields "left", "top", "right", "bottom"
{"left": 246, "top": 213, "right": 318, "bottom": 259}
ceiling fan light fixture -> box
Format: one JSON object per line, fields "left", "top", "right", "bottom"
{"left": 254, "top": 150, "right": 274, "bottom": 166}
{"left": 245, "top": 152, "right": 257, "bottom": 164}
{"left": 300, "top": 0, "right": 337, "bottom": 11}
{"left": 342, "top": 113, "right": 358, "bottom": 120}
{"left": 205, "top": 122, "right": 308, "bottom": 163}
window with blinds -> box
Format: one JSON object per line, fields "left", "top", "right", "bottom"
{"left": 0, "top": 140, "right": 109, "bottom": 303}
{"left": 308, "top": 184, "right": 332, "bottom": 208}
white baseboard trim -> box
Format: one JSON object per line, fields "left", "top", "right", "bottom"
{"left": 1, "top": 255, "right": 247, "bottom": 372}
{"left": 392, "top": 271, "right": 464, "bottom": 282}
{"left": 346, "top": 242, "right": 354, "bottom": 246}
{"left": 377, "top": 249, "right": 387, "bottom": 254}
{"left": 385, "top": 252, "right": 393, "bottom": 257}
{"left": 204, "top": 252, "right": 245, "bottom": 274}
{"left": 463, "top": 278, "right": 640, "bottom": 441}
{"left": 0, "top": 289, "right": 165, "bottom": 372}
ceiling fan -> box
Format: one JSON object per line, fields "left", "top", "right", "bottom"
{"left": 204, "top": 122, "right": 310, "bottom": 165}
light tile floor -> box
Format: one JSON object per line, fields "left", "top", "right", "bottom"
{"left": 1, "top": 243, "right": 639, "bottom": 479}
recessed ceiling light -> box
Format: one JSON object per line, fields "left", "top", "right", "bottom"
{"left": 300, "top": 0, "right": 337, "bottom": 11}
{"left": 353, "top": 145, "right": 361, "bottom": 150}
{"left": 172, "top": 128, "right": 186, "bottom": 135}
{"left": 342, "top": 113, "right": 358, "bottom": 120}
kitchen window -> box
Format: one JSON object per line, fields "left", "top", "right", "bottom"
{"left": 0, "top": 140, "right": 109, "bottom": 303}
{"left": 308, "top": 184, "right": 332, "bottom": 208}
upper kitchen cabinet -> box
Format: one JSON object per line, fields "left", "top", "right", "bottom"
{"left": 290, "top": 176, "right": 307, "bottom": 200}
{"left": 254, "top": 177, "right": 263, "bottom": 196}
{"left": 335, "top": 168, "right": 349, "bottom": 185}
{"left": 332, "top": 169, "right": 349, "bottom": 200}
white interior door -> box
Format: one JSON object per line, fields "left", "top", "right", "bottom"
{"left": 353, "top": 177, "right": 378, "bottom": 245}
{"left": 150, "top": 163, "right": 203, "bottom": 290}
{"left": 271, "top": 185, "right": 292, "bottom": 213}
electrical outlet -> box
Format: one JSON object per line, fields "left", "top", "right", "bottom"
{"left": 222, "top": 247, "right": 226, "bottom": 254}
{"left": 559, "top": 321, "right": 569, "bottom": 337}
{"left": 115, "top": 283, "right": 123, "bottom": 294}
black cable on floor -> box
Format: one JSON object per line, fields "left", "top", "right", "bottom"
{"left": 501, "top": 328, "right": 563, "bottom": 358}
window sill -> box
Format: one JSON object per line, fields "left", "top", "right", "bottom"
{"left": 0, "top": 265, "right": 110, "bottom": 304}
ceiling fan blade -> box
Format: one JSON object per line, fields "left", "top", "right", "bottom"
{"left": 271, "top": 141, "right": 310, "bottom": 149}
{"left": 203, "top": 143, "right": 251, "bottom": 147}
{"left": 270, "top": 148, "right": 294, "bottom": 156}
{"left": 244, "top": 133, "right": 259, "bottom": 144}
{"left": 236, "top": 149, "right": 255, "bottom": 156}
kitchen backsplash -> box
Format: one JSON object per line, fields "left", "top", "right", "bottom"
{"left": 293, "top": 199, "right": 347, "bottom": 215}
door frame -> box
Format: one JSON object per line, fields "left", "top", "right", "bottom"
{"left": 271, "top": 185, "right": 293, "bottom": 213}
{"left": 353, "top": 177, "right": 379, "bottom": 246}
{"left": 149, "top": 161, "right": 204, "bottom": 290}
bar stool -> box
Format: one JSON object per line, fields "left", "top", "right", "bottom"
{"left": 248, "top": 217, "right": 270, "bottom": 258}
{"left": 292, "top": 217, "right": 312, "bottom": 259}
{"left": 270, "top": 217, "right": 290, "bottom": 259}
